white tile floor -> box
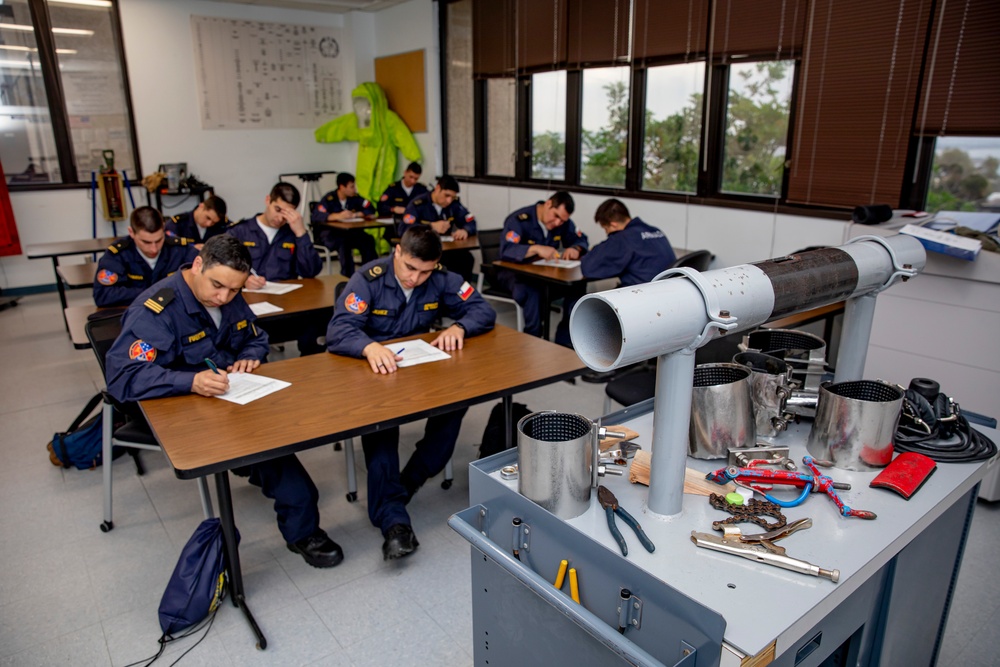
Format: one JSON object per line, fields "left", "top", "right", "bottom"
{"left": 0, "top": 287, "right": 996, "bottom": 666}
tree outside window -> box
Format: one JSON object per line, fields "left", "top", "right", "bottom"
{"left": 927, "top": 136, "right": 1000, "bottom": 213}
{"left": 580, "top": 67, "right": 629, "bottom": 188}
{"left": 531, "top": 70, "right": 567, "bottom": 180}
{"left": 643, "top": 62, "right": 704, "bottom": 194}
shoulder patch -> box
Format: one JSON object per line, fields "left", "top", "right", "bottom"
{"left": 128, "top": 340, "right": 157, "bottom": 362}
{"left": 344, "top": 292, "right": 368, "bottom": 314}
{"left": 458, "top": 281, "right": 474, "bottom": 301}
{"left": 518, "top": 213, "right": 529, "bottom": 221}
{"left": 505, "top": 230, "right": 521, "bottom": 244}
{"left": 143, "top": 288, "right": 174, "bottom": 314}
{"left": 96, "top": 269, "right": 118, "bottom": 285}
{"left": 365, "top": 263, "right": 387, "bottom": 281}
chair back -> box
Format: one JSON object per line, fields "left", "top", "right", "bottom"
{"left": 476, "top": 229, "right": 505, "bottom": 288}
{"left": 85, "top": 312, "right": 125, "bottom": 377}
{"left": 671, "top": 249, "right": 713, "bottom": 272}
{"left": 334, "top": 280, "right": 348, "bottom": 304}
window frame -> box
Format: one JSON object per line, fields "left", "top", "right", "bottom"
{"left": 5, "top": 0, "right": 143, "bottom": 191}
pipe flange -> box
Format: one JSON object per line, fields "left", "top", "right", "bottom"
{"left": 652, "top": 267, "right": 738, "bottom": 350}
{"left": 847, "top": 235, "right": 919, "bottom": 293}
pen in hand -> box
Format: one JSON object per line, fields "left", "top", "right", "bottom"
{"left": 394, "top": 347, "right": 405, "bottom": 356}
{"left": 204, "top": 358, "right": 221, "bottom": 374}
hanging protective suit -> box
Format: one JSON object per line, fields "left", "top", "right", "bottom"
{"left": 314, "top": 82, "right": 422, "bottom": 204}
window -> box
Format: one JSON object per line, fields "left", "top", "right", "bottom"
{"left": 485, "top": 78, "right": 516, "bottom": 177}
{"left": 444, "top": 0, "right": 474, "bottom": 176}
{"left": 642, "top": 61, "right": 704, "bottom": 194}
{"left": 721, "top": 60, "right": 794, "bottom": 197}
{"left": 580, "top": 66, "right": 629, "bottom": 188}
{"left": 1, "top": 0, "right": 141, "bottom": 187}
{"left": 926, "top": 136, "right": 1000, "bottom": 213}
{"left": 530, "top": 70, "right": 566, "bottom": 180}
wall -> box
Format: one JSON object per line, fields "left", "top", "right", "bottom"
{"left": 2, "top": 0, "right": 376, "bottom": 289}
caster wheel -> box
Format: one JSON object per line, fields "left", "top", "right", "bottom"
{"left": 346, "top": 492, "right": 358, "bottom": 503}
{"left": 441, "top": 479, "right": 453, "bottom": 490}
{"left": 333, "top": 441, "right": 342, "bottom": 452}
{"left": 100, "top": 520, "right": 114, "bottom": 533}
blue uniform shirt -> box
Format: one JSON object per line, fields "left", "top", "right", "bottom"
{"left": 499, "top": 203, "right": 589, "bottom": 263}
{"left": 105, "top": 268, "right": 270, "bottom": 402}
{"left": 94, "top": 236, "right": 198, "bottom": 307}
{"left": 165, "top": 208, "right": 226, "bottom": 245}
{"left": 311, "top": 191, "right": 375, "bottom": 223}
{"left": 327, "top": 257, "right": 496, "bottom": 358}
{"left": 226, "top": 217, "right": 322, "bottom": 280}
{"left": 399, "top": 197, "right": 476, "bottom": 238}
{"left": 378, "top": 181, "right": 429, "bottom": 217}
{"left": 580, "top": 218, "right": 676, "bottom": 286}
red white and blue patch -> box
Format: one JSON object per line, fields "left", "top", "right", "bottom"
{"left": 96, "top": 269, "right": 118, "bottom": 286}
{"left": 380, "top": 194, "right": 388, "bottom": 201}
{"left": 403, "top": 214, "right": 416, "bottom": 224}
{"left": 465, "top": 213, "right": 475, "bottom": 223}
{"left": 458, "top": 281, "right": 474, "bottom": 301}
{"left": 128, "top": 339, "right": 157, "bottom": 362}
{"left": 318, "top": 204, "right": 327, "bottom": 214}
{"left": 345, "top": 292, "right": 368, "bottom": 314}
{"left": 505, "top": 230, "right": 521, "bottom": 243}
{"left": 362, "top": 200, "right": 370, "bottom": 208}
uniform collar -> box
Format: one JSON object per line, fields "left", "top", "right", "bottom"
{"left": 172, "top": 265, "right": 237, "bottom": 323}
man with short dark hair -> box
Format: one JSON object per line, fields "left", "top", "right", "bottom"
{"left": 377, "top": 162, "right": 428, "bottom": 217}
{"left": 105, "top": 235, "right": 344, "bottom": 569}
{"left": 165, "top": 195, "right": 228, "bottom": 247}
{"left": 400, "top": 175, "right": 476, "bottom": 281}
{"left": 94, "top": 206, "right": 198, "bottom": 308}
{"left": 497, "top": 191, "right": 588, "bottom": 346}
{"left": 327, "top": 226, "right": 496, "bottom": 560}
{"left": 311, "top": 172, "right": 378, "bottom": 277}
{"left": 583, "top": 198, "right": 676, "bottom": 285}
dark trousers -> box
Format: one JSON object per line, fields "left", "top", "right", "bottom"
{"left": 232, "top": 455, "right": 320, "bottom": 544}
{"left": 441, "top": 249, "right": 475, "bottom": 283}
{"left": 360, "top": 407, "right": 468, "bottom": 534}
{"left": 319, "top": 228, "right": 378, "bottom": 277}
{"left": 256, "top": 315, "right": 325, "bottom": 356}
{"left": 496, "top": 270, "right": 581, "bottom": 347}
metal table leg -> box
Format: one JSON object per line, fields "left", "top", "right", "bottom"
{"left": 53, "top": 257, "right": 70, "bottom": 333}
{"left": 503, "top": 394, "right": 513, "bottom": 450}
{"left": 214, "top": 471, "right": 267, "bottom": 650}
{"left": 540, "top": 283, "right": 552, "bottom": 340}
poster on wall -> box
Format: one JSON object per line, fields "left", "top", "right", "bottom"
{"left": 0, "top": 161, "right": 23, "bottom": 257}
{"left": 190, "top": 16, "right": 344, "bottom": 130}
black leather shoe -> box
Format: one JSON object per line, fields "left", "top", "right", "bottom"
{"left": 287, "top": 529, "right": 344, "bottom": 568}
{"left": 382, "top": 524, "right": 419, "bottom": 560}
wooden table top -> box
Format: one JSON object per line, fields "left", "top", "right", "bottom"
{"left": 764, "top": 301, "right": 845, "bottom": 329}
{"left": 65, "top": 305, "right": 108, "bottom": 349}
{"left": 318, "top": 218, "right": 395, "bottom": 231}
{"left": 442, "top": 235, "right": 480, "bottom": 252}
{"left": 57, "top": 263, "right": 98, "bottom": 287}
{"left": 492, "top": 260, "right": 585, "bottom": 285}
{"left": 26, "top": 237, "right": 117, "bottom": 259}
{"left": 141, "top": 325, "right": 585, "bottom": 478}
{"left": 242, "top": 274, "right": 344, "bottom": 318}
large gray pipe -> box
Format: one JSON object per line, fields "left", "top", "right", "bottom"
{"left": 570, "top": 234, "right": 925, "bottom": 516}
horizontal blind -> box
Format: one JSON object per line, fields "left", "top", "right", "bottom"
{"left": 633, "top": 0, "right": 708, "bottom": 62}
{"left": 711, "top": 0, "right": 808, "bottom": 60}
{"left": 516, "top": 0, "right": 568, "bottom": 72}
{"left": 472, "top": 0, "right": 516, "bottom": 78}
{"left": 787, "top": 0, "right": 931, "bottom": 208}
{"left": 567, "top": 0, "right": 632, "bottom": 68}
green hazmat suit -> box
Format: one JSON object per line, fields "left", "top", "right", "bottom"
{"left": 315, "top": 81, "right": 421, "bottom": 206}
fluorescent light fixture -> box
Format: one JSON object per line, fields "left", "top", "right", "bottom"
{"left": 0, "top": 44, "right": 77, "bottom": 54}
{"left": 0, "top": 23, "right": 94, "bottom": 36}
{"left": 48, "top": 0, "right": 113, "bottom": 7}
{"left": 0, "top": 59, "right": 32, "bottom": 69}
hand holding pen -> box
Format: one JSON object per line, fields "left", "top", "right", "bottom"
{"left": 246, "top": 267, "right": 267, "bottom": 291}
{"left": 192, "top": 357, "right": 229, "bottom": 396}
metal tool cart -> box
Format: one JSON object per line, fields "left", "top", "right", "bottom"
{"left": 450, "top": 235, "right": 996, "bottom": 666}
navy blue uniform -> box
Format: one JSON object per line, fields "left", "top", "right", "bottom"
{"left": 164, "top": 208, "right": 226, "bottom": 245}
{"left": 105, "top": 269, "right": 321, "bottom": 544}
{"left": 497, "top": 203, "right": 589, "bottom": 345}
{"left": 377, "top": 180, "right": 428, "bottom": 218}
{"left": 327, "top": 258, "right": 496, "bottom": 533}
{"left": 94, "top": 236, "right": 198, "bottom": 308}
{"left": 581, "top": 218, "right": 676, "bottom": 286}
{"left": 226, "top": 217, "right": 322, "bottom": 280}
{"left": 401, "top": 197, "right": 477, "bottom": 281}
{"left": 310, "top": 191, "right": 377, "bottom": 278}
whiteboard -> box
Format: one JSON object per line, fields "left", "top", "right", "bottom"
{"left": 190, "top": 16, "right": 344, "bottom": 130}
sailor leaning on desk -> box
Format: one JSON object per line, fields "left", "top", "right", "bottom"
{"left": 327, "top": 226, "right": 496, "bottom": 561}
{"left": 104, "top": 235, "right": 345, "bottom": 570}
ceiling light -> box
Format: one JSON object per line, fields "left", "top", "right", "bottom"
{"left": 48, "top": 0, "right": 113, "bottom": 7}
{"left": 0, "top": 23, "right": 94, "bottom": 36}
{"left": 0, "top": 44, "right": 76, "bottom": 54}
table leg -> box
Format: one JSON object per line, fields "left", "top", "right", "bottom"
{"left": 540, "top": 283, "right": 552, "bottom": 340}
{"left": 53, "top": 257, "right": 69, "bottom": 333}
{"left": 214, "top": 471, "right": 268, "bottom": 650}
{"left": 503, "top": 394, "right": 513, "bottom": 450}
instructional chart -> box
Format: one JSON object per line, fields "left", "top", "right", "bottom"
{"left": 191, "top": 16, "right": 344, "bottom": 129}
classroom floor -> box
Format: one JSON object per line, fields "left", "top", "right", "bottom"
{"left": 0, "top": 287, "right": 997, "bottom": 666}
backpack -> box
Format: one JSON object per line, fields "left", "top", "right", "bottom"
{"left": 159, "top": 518, "right": 238, "bottom": 638}
{"left": 47, "top": 393, "right": 105, "bottom": 470}
{"left": 478, "top": 401, "right": 532, "bottom": 459}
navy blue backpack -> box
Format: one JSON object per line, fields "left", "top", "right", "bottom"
{"left": 46, "top": 393, "right": 105, "bottom": 470}
{"left": 158, "top": 518, "right": 238, "bottom": 638}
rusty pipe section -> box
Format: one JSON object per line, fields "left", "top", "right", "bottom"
{"left": 569, "top": 234, "right": 925, "bottom": 372}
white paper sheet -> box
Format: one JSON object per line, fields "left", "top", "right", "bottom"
{"left": 387, "top": 338, "right": 452, "bottom": 368}
{"left": 533, "top": 259, "right": 581, "bottom": 268}
{"left": 248, "top": 301, "right": 284, "bottom": 316}
{"left": 215, "top": 373, "right": 291, "bottom": 405}
{"left": 439, "top": 235, "right": 455, "bottom": 242}
{"left": 244, "top": 281, "right": 303, "bottom": 295}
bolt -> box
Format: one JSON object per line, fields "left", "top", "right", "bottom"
{"left": 632, "top": 619, "right": 638, "bottom": 626}
{"left": 903, "top": 263, "right": 912, "bottom": 269}
{"left": 633, "top": 601, "right": 639, "bottom": 610}
{"left": 522, "top": 542, "right": 528, "bottom": 548}
{"left": 523, "top": 527, "right": 529, "bottom": 534}
{"left": 719, "top": 309, "right": 731, "bottom": 318}
{"left": 480, "top": 509, "right": 486, "bottom": 517}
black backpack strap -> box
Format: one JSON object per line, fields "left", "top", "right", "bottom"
{"left": 68, "top": 393, "right": 105, "bottom": 433}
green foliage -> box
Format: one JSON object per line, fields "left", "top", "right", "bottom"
{"left": 643, "top": 93, "right": 702, "bottom": 193}
{"left": 531, "top": 130, "right": 566, "bottom": 179}
{"left": 581, "top": 80, "right": 629, "bottom": 187}
{"left": 927, "top": 146, "right": 998, "bottom": 212}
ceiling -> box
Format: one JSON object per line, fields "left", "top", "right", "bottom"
{"left": 207, "top": 0, "right": 411, "bottom": 13}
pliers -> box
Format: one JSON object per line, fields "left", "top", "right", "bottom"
{"left": 598, "top": 486, "right": 655, "bottom": 557}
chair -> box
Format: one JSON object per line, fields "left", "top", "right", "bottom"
{"left": 329, "top": 283, "right": 454, "bottom": 501}
{"left": 475, "top": 229, "right": 525, "bottom": 332}
{"left": 670, "top": 249, "right": 713, "bottom": 272}
{"left": 307, "top": 201, "right": 335, "bottom": 276}
{"left": 86, "top": 314, "right": 214, "bottom": 532}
